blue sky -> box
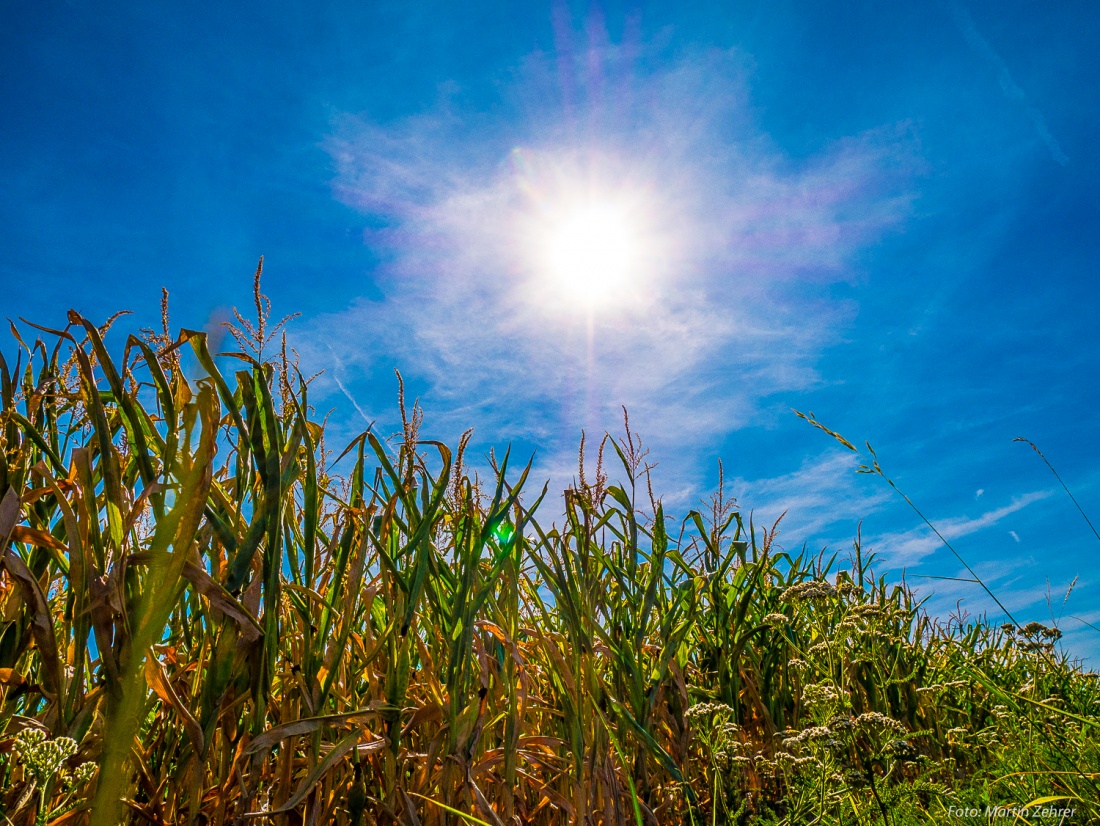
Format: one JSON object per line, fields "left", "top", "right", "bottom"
{"left": 3, "top": 1, "right": 1099, "bottom": 659}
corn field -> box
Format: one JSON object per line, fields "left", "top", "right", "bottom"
{"left": 1, "top": 288, "right": 1098, "bottom": 825}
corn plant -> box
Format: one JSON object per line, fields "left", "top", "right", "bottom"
{"left": 0, "top": 278, "right": 1097, "bottom": 825}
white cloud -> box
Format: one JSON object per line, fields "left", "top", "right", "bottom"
{"left": 729, "top": 450, "right": 891, "bottom": 550}
{"left": 300, "top": 41, "right": 917, "bottom": 508}
{"left": 864, "top": 490, "right": 1051, "bottom": 569}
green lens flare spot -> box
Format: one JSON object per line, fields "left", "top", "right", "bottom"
{"left": 493, "top": 523, "right": 515, "bottom": 544}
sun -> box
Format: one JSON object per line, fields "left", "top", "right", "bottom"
{"left": 544, "top": 203, "right": 635, "bottom": 300}
{"left": 509, "top": 148, "right": 666, "bottom": 313}
{"left": 540, "top": 200, "right": 640, "bottom": 308}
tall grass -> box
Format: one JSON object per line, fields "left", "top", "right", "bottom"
{"left": 0, "top": 282, "right": 1097, "bottom": 824}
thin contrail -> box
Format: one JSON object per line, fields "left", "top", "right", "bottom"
{"left": 325, "top": 343, "right": 374, "bottom": 425}
{"left": 950, "top": 3, "right": 1069, "bottom": 166}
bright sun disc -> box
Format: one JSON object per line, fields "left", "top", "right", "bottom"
{"left": 544, "top": 202, "right": 636, "bottom": 306}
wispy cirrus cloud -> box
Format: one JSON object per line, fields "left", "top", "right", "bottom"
{"left": 863, "top": 490, "right": 1051, "bottom": 570}
{"left": 727, "top": 448, "right": 1054, "bottom": 572}
{"left": 300, "top": 39, "right": 919, "bottom": 505}
{"left": 729, "top": 450, "right": 892, "bottom": 551}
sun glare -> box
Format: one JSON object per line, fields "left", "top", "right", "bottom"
{"left": 542, "top": 201, "right": 638, "bottom": 307}
{"left": 510, "top": 149, "right": 666, "bottom": 314}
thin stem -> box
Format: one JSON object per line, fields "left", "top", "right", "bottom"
{"left": 1015, "top": 438, "right": 1100, "bottom": 543}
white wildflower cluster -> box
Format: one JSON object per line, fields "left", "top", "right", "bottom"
{"left": 885, "top": 738, "right": 920, "bottom": 762}
{"left": 836, "top": 616, "right": 862, "bottom": 633}
{"left": 712, "top": 740, "right": 747, "bottom": 766}
{"left": 1039, "top": 696, "right": 1065, "bottom": 724}
{"left": 787, "top": 658, "right": 810, "bottom": 674}
{"left": 779, "top": 580, "right": 836, "bottom": 604}
{"left": 686, "top": 702, "right": 745, "bottom": 769}
{"left": 782, "top": 725, "right": 833, "bottom": 747}
{"left": 773, "top": 750, "right": 823, "bottom": 770}
{"left": 1021, "top": 639, "right": 1057, "bottom": 653}
{"left": 826, "top": 715, "right": 855, "bottom": 733}
{"left": 751, "top": 751, "right": 788, "bottom": 776}
{"left": 762, "top": 612, "right": 788, "bottom": 627}
{"left": 1003, "top": 622, "right": 1062, "bottom": 653}
{"left": 753, "top": 756, "right": 775, "bottom": 775}
{"left": 837, "top": 606, "right": 887, "bottom": 630}
{"left": 848, "top": 604, "right": 887, "bottom": 619}
{"left": 1019, "top": 621, "right": 1062, "bottom": 641}
{"left": 14, "top": 729, "right": 76, "bottom": 785}
{"left": 70, "top": 762, "right": 97, "bottom": 787}
{"left": 752, "top": 745, "right": 824, "bottom": 776}
{"left": 837, "top": 605, "right": 897, "bottom": 637}
{"left": 717, "top": 720, "right": 742, "bottom": 739}
{"left": 946, "top": 726, "right": 970, "bottom": 745}
{"left": 834, "top": 579, "right": 862, "bottom": 596}
{"left": 851, "top": 712, "right": 906, "bottom": 735}
{"left": 916, "top": 680, "right": 967, "bottom": 695}
{"left": 685, "top": 702, "right": 737, "bottom": 722}
{"left": 967, "top": 704, "right": 1012, "bottom": 749}
{"left": 975, "top": 728, "right": 1003, "bottom": 748}
{"left": 13, "top": 728, "right": 95, "bottom": 790}
{"left": 808, "top": 641, "right": 831, "bottom": 657}
{"left": 802, "top": 682, "right": 846, "bottom": 710}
